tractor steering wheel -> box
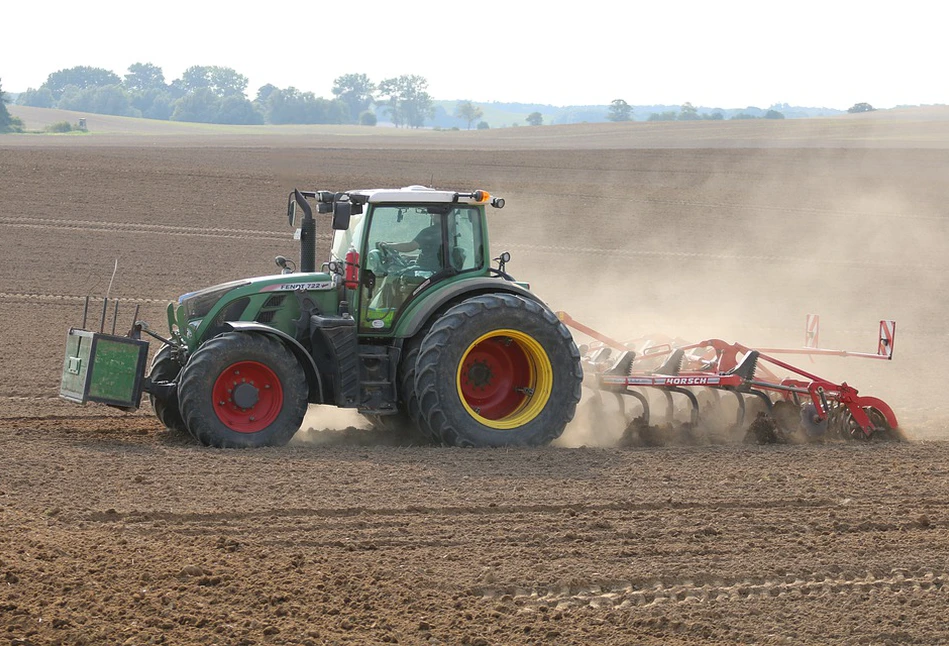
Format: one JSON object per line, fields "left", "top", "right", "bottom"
{"left": 376, "top": 242, "right": 411, "bottom": 273}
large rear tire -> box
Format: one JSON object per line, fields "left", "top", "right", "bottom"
{"left": 415, "top": 293, "right": 582, "bottom": 447}
{"left": 148, "top": 346, "right": 188, "bottom": 436}
{"left": 178, "top": 332, "right": 308, "bottom": 448}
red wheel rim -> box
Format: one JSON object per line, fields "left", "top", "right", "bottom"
{"left": 211, "top": 361, "right": 283, "bottom": 433}
{"left": 459, "top": 337, "right": 531, "bottom": 420}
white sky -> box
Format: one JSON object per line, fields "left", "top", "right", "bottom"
{"left": 3, "top": 1, "right": 945, "bottom": 110}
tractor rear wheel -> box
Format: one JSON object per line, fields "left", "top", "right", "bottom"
{"left": 177, "top": 332, "right": 308, "bottom": 448}
{"left": 415, "top": 293, "right": 582, "bottom": 447}
{"left": 148, "top": 346, "right": 188, "bottom": 436}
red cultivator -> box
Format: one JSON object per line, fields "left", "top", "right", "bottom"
{"left": 559, "top": 312, "right": 902, "bottom": 445}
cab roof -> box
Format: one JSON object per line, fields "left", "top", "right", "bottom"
{"left": 350, "top": 185, "right": 490, "bottom": 205}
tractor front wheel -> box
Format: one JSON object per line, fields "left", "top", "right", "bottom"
{"left": 177, "top": 332, "right": 308, "bottom": 448}
{"left": 148, "top": 346, "right": 188, "bottom": 436}
{"left": 415, "top": 294, "right": 582, "bottom": 447}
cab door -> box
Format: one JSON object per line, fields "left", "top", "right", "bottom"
{"left": 356, "top": 205, "right": 485, "bottom": 335}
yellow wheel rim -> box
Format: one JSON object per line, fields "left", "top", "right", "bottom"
{"left": 455, "top": 329, "right": 554, "bottom": 430}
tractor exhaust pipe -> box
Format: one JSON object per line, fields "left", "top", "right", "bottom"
{"left": 301, "top": 218, "right": 316, "bottom": 273}
{"left": 291, "top": 189, "right": 317, "bottom": 273}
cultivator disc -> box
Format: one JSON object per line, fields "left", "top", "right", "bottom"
{"left": 558, "top": 312, "right": 902, "bottom": 446}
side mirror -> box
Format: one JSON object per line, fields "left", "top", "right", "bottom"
{"left": 332, "top": 200, "right": 352, "bottom": 230}
{"left": 290, "top": 189, "right": 313, "bottom": 226}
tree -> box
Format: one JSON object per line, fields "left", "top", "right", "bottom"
{"left": 88, "top": 85, "right": 134, "bottom": 116}
{"left": 0, "top": 79, "right": 12, "bottom": 132}
{"left": 256, "top": 86, "right": 346, "bottom": 125}
{"left": 359, "top": 110, "right": 377, "bottom": 126}
{"left": 763, "top": 109, "right": 785, "bottom": 119}
{"left": 454, "top": 100, "right": 484, "bottom": 129}
{"left": 16, "top": 87, "right": 54, "bottom": 108}
{"left": 848, "top": 102, "right": 875, "bottom": 113}
{"left": 607, "top": 99, "right": 633, "bottom": 122}
{"left": 332, "top": 73, "right": 375, "bottom": 123}
{"left": 526, "top": 111, "right": 543, "bottom": 126}
{"left": 121, "top": 64, "right": 171, "bottom": 120}
{"left": 178, "top": 66, "right": 248, "bottom": 98}
{"left": 648, "top": 111, "right": 677, "bottom": 121}
{"left": 171, "top": 87, "right": 220, "bottom": 123}
{"left": 124, "top": 63, "right": 166, "bottom": 92}
{"left": 56, "top": 84, "right": 135, "bottom": 116}
{"left": 255, "top": 84, "right": 279, "bottom": 105}
{"left": 130, "top": 88, "right": 174, "bottom": 120}
{"left": 43, "top": 66, "right": 121, "bottom": 100}
{"left": 476, "top": 121, "right": 490, "bottom": 130}
{"left": 678, "top": 102, "right": 700, "bottom": 120}
{"left": 216, "top": 95, "right": 264, "bottom": 125}
{"left": 378, "top": 75, "right": 434, "bottom": 128}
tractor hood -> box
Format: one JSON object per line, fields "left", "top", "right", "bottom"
{"left": 177, "top": 273, "right": 337, "bottom": 320}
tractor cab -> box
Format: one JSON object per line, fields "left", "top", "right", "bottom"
{"left": 329, "top": 186, "right": 498, "bottom": 334}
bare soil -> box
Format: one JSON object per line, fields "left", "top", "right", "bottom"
{"left": 2, "top": 112, "right": 949, "bottom": 644}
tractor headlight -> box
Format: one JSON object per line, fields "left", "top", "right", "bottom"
{"left": 178, "top": 281, "right": 249, "bottom": 320}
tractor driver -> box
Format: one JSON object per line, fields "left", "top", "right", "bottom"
{"left": 378, "top": 215, "right": 443, "bottom": 272}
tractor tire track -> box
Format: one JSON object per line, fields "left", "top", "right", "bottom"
{"left": 0, "top": 216, "right": 334, "bottom": 241}
{"left": 0, "top": 292, "right": 171, "bottom": 304}
{"left": 475, "top": 570, "right": 947, "bottom": 609}
{"left": 81, "top": 497, "right": 839, "bottom": 526}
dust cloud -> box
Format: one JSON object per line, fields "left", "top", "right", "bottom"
{"left": 495, "top": 147, "right": 949, "bottom": 445}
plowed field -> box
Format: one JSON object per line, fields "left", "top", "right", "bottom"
{"left": 3, "top": 109, "right": 949, "bottom": 645}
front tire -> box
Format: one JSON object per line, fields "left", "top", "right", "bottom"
{"left": 177, "top": 332, "right": 308, "bottom": 448}
{"left": 148, "top": 346, "right": 188, "bottom": 436}
{"left": 415, "top": 294, "right": 582, "bottom": 447}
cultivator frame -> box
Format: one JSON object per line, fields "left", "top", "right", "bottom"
{"left": 559, "top": 312, "right": 901, "bottom": 443}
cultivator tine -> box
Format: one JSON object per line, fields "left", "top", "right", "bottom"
{"left": 662, "top": 391, "right": 675, "bottom": 424}
{"left": 673, "top": 387, "right": 699, "bottom": 427}
{"left": 625, "top": 390, "right": 650, "bottom": 425}
{"left": 731, "top": 392, "right": 747, "bottom": 429}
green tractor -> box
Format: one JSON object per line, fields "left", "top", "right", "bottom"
{"left": 61, "top": 186, "right": 582, "bottom": 448}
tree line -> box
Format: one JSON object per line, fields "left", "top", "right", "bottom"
{"left": 6, "top": 65, "right": 877, "bottom": 130}
{"left": 12, "top": 64, "right": 448, "bottom": 127}
{"left": 606, "top": 99, "right": 787, "bottom": 122}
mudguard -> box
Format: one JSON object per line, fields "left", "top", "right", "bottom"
{"left": 395, "top": 277, "right": 544, "bottom": 339}
{"left": 219, "top": 321, "right": 324, "bottom": 404}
